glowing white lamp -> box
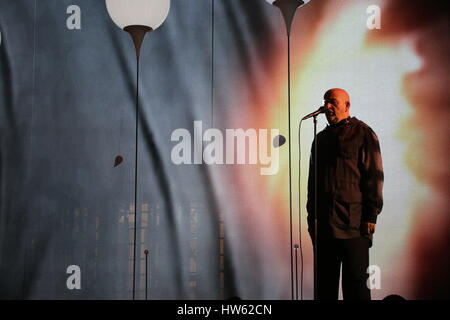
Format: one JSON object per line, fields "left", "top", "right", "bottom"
{"left": 106, "top": 0, "right": 171, "bottom": 59}
{"left": 106, "top": 0, "right": 170, "bottom": 30}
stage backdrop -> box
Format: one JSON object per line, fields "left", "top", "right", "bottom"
{"left": 0, "top": 0, "right": 448, "bottom": 299}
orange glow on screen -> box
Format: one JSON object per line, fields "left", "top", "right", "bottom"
{"left": 226, "top": 0, "right": 444, "bottom": 299}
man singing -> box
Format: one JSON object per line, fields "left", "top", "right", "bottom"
{"left": 307, "top": 88, "right": 384, "bottom": 300}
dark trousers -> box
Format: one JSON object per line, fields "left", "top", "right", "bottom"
{"left": 316, "top": 237, "right": 370, "bottom": 300}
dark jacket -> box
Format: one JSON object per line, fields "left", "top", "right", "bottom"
{"left": 307, "top": 117, "right": 384, "bottom": 243}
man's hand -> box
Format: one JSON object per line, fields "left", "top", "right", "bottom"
{"left": 362, "top": 222, "right": 376, "bottom": 235}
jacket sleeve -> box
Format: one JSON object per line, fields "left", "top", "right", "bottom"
{"left": 360, "top": 128, "right": 384, "bottom": 223}
{"left": 306, "top": 139, "right": 316, "bottom": 232}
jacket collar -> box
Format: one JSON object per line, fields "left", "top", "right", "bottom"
{"left": 327, "top": 116, "right": 353, "bottom": 129}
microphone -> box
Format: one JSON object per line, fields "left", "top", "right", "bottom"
{"left": 301, "top": 106, "right": 324, "bottom": 120}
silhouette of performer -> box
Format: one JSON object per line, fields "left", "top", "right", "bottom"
{"left": 307, "top": 88, "right": 384, "bottom": 300}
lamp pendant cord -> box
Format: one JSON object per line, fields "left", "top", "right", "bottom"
{"left": 287, "top": 34, "right": 294, "bottom": 301}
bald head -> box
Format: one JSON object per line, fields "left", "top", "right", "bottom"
{"left": 324, "top": 88, "right": 350, "bottom": 103}
{"left": 323, "top": 88, "right": 351, "bottom": 125}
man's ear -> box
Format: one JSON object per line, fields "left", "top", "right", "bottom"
{"left": 346, "top": 101, "right": 350, "bottom": 112}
